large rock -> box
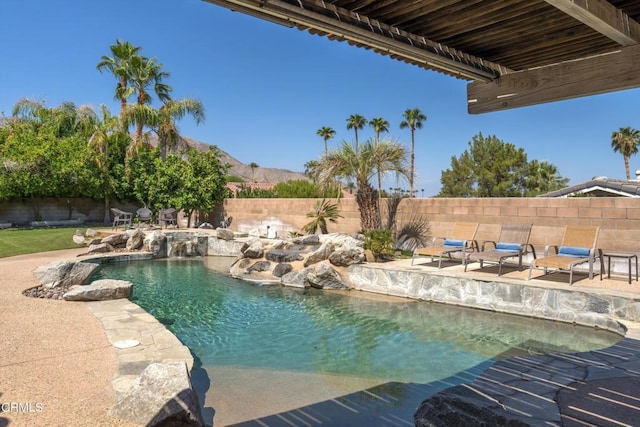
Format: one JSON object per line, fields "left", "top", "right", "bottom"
{"left": 281, "top": 268, "right": 312, "bottom": 288}
{"left": 266, "top": 250, "right": 303, "bottom": 263}
{"left": 216, "top": 228, "right": 235, "bottom": 241}
{"left": 102, "top": 232, "right": 129, "bottom": 248}
{"left": 87, "top": 242, "right": 114, "bottom": 254}
{"left": 273, "top": 263, "right": 293, "bottom": 277}
{"left": 230, "top": 258, "right": 252, "bottom": 277}
{"left": 242, "top": 240, "right": 264, "bottom": 259}
{"left": 72, "top": 230, "right": 85, "bottom": 245}
{"left": 126, "top": 229, "right": 145, "bottom": 251}
{"left": 63, "top": 279, "right": 132, "bottom": 301}
{"left": 109, "top": 362, "right": 204, "bottom": 426}
{"left": 144, "top": 231, "right": 167, "bottom": 258}
{"left": 307, "top": 263, "right": 349, "bottom": 290}
{"left": 33, "top": 260, "right": 99, "bottom": 289}
{"left": 328, "top": 247, "right": 365, "bottom": 266}
{"left": 248, "top": 261, "right": 271, "bottom": 273}
{"left": 304, "top": 242, "right": 335, "bottom": 267}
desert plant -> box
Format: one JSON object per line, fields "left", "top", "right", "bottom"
{"left": 394, "top": 214, "right": 431, "bottom": 251}
{"left": 302, "top": 199, "right": 343, "bottom": 234}
{"left": 364, "top": 228, "right": 395, "bottom": 261}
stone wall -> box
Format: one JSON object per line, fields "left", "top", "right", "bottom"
{"left": 223, "top": 197, "right": 640, "bottom": 253}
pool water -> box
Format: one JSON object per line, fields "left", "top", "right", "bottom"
{"left": 91, "top": 258, "right": 621, "bottom": 424}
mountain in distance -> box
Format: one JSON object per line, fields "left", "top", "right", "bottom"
{"left": 149, "top": 135, "right": 309, "bottom": 184}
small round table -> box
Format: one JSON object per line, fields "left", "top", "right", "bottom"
{"left": 600, "top": 251, "right": 638, "bottom": 284}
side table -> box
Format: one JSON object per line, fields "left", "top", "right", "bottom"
{"left": 600, "top": 251, "right": 638, "bottom": 284}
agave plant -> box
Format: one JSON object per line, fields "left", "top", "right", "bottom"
{"left": 302, "top": 199, "right": 343, "bottom": 234}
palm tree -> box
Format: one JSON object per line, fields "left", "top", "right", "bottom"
{"left": 316, "top": 126, "right": 335, "bottom": 155}
{"left": 304, "top": 160, "right": 320, "bottom": 183}
{"left": 400, "top": 108, "right": 427, "bottom": 198}
{"left": 302, "top": 199, "right": 343, "bottom": 234}
{"left": 315, "top": 139, "right": 409, "bottom": 232}
{"left": 611, "top": 127, "right": 640, "bottom": 180}
{"left": 346, "top": 114, "right": 367, "bottom": 153}
{"left": 369, "top": 117, "right": 390, "bottom": 193}
{"left": 248, "top": 162, "right": 259, "bottom": 182}
{"left": 96, "top": 40, "right": 141, "bottom": 132}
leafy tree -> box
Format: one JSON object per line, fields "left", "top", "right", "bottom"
{"left": 611, "top": 126, "right": 640, "bottom": 180}
{"left": 316, "top": 126, "right": 335, "bottom": 155}
{"left": 304, "top": 160, "right": 320, "bottom": 183}
{"left": 96, "top": 39, "right": 142, "bottom": 131}
{"left": 400, "top": 108, "right": 426, "bottom": 198}
{"left": 248, "top": 162, "right": 259, "bottom": 182}
{"left": 315, "top": 139, "right": 409, "bottom": 232}
{"left": 302, "top": 199, "right": 343, "bottom": 234}
{"left": 273, "top": 179, "right": 341, "bottom": 198}
{"left": 439, "top": 133, "right": 568, "bottom": 197}
{"left": 346, "top": 114, "right": 367, "bottom": 153}
{"left": 234, "top": 185, "right": 277, "bottom": 198}
{"left": 523, "top": 160, "right": 569, "bottom": 196}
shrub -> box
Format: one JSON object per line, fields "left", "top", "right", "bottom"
{"left": 364, "top": 228, "right": 395, "bottom": 261}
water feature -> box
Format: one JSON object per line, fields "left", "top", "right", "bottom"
{"left": 90, "top": 258, "right": 621, "bottom": 425}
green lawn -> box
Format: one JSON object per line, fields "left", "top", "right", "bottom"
{"left": 0, "top": 228, "right": 85, "bottom": 258}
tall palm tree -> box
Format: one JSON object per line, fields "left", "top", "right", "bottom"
{"left": 369, "top": 117, "right": 390, "bottom": 193}
{"left": 96, "top": 39, "right": 141, "bottom": 132}
{"left": 248, "top": 162, "right": 259, "bottom": 182}
{"left": 346, "top": 114, "right": 367, "bottom": 153}
{"left": 611, "top": 127, "right": 640, "bottom": 180}
{"left": 316, "top": 126, "right": 336, "bottom": 155}
{"left": 400, "top": 108, "right": 427, "bottom": 198}
{"left": 316, "top": 139, "right": 409, "bottom": 232}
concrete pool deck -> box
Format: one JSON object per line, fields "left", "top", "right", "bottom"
{"left": 1, "top": 248, "right": 640, "bottom": 426}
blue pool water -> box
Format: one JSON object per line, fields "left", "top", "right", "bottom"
{"left": 91, "top": 258, "right": 621, "bottom": 424}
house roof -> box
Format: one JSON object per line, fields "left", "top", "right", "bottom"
{"left": 539, "top": 177, "right": 640, "bottom": 197}
{"left": 203, "top": 0, "right": 640, "bottom": 113}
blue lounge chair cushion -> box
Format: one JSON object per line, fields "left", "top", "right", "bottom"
{"left": 558, "top": 246, "right": 590, "bottom": 257}
{"left": 443, "top": 239, "right": 464, "bottom": 248}
{"left": 496, "top": 242, "right": 521, "bottom": 252}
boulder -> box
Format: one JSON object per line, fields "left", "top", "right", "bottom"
{"left": 243, "top": 240, "right": 264, "bottom": 259}
{"left": 87, "top": 243, "right": 114, "bottom": 254}
{"left": 126, "top": 229, "right": 145, "bottom": 251}
{"left": 230, "top": 258, "right": 252, "bottom": 277}
{"left": 109, "top": 362, "right": 204, "bottom": 426}
{"left": 281, "top": 267, "right": 312, "bottom": 288}
{"left": 328, "top": 247, "right": 365, "bottom": 266}
{"left": 307, "top": 263, "right": 349, "bottom": 290}
{"left": 266, "top": 250, "right": 303, "bottom": 263}
{"left": 273, "top": 263, "right": 293, "bottom": 277}
{"left": 144, "top": 231, "right": 167, "bottom": 258}
{"left": 248, "top": 261, "right": 271, "bottom": 273}
{"left": 72, "top": 230, "right": 85, "bottom": 245}
{"left": 85, "top": 228, "right": 98, "bottom": 238}
{"left": 63, "top": 279, "right": 132, "bottom": 301}
{"left": 86, "top": 237, "right": 102, "bottom": 246}
{"left": 304, "top": 242, "right": 335, "bottom": 267}
{"left": 216, "top": 228, "right": 235, "bottom": 241}
{"left": 102, "top": 232, "right": 129, "bottom": 248}
{"left": 364, "top": 249, "right": 376, "bottom": 263}
{"left": 33, "top": 260, "right": 99, "bottom": 289}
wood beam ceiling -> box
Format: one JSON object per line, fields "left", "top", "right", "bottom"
{"left": 544, "top": 0, "right": 640, "bottom": 45}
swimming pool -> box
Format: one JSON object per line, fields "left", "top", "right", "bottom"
{"left": 91, "top": 258, "right": 621, "bottom": 425}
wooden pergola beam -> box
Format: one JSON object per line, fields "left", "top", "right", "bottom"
{"left": 467, "top": 43, "right": 640, "bottom": 114}
{"left": 545, "top": 0, "right": 640, "bottom": 45}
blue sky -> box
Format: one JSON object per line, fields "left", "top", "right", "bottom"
{"left": 2, "top": 0, "right": 639, "bottom": 196}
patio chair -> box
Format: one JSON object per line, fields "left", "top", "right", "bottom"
{"left": 528, "top": 225, "right": 600, "bottom": 285}
{"left": 111, "top": 207, "right": 133, "bottom": 230}
{"left": 136, "top": 207, "right": 153, "bottom": 226}
{"left": 465, "top": 223, "right": 536, "bottom": 276}
{"left": 158, "top": 208, "right": 177, "bottom": 228}
{"left": 411, "top": 222, "right": 479, "bottom": 268}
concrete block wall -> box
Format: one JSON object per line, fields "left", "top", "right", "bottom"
{"left": 223, "top": 197, "right": 640, "bottom": 253}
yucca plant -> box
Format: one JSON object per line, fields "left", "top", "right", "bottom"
{"left": 302, "top": 199, "right": 343, "bottom": 234}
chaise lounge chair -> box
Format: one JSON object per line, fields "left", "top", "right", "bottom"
{"left": 136, "top": 207, "right": 153, "bottom": 226}
{"left": 411, "top": 222, "right": 479, "bottom": 268}
{"left": 465, "top": 223, "right": 535, "bottom": 276}
{"left": 528, "top": 225, "right": 600, "bottom": 285}
{"left": 111, "top": 207, "right": 133, "bottom": 230}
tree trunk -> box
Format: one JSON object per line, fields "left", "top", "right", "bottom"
{"left": 410, "top": 130, "right": 415, "bottom": 198}
{"left": 625, "top": 155, "right": 631, "bottom": 180}
{"left": 356, "top": 180, "right": 381, "bottom": 232}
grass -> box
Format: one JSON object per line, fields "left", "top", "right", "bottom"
{"left": 0, "top": 227, "right": 86, "bottom": 258}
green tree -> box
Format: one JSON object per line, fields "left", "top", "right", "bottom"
{"left": 302, "top": 199, "right": 343, "bottom": 234}
{"left": 316, "top": 139, "right": 409, "bottom": 232}
{"left": 316, "top": 126, "right": 335, "bottom": 155}
{"left": 346, "top": 114, "right": 367, "bottom": 153}
{"left": 524, "top": 160, "right": 569, "bottom": 196}
{"left": 248, "top": 162, "right": 259, "bottom": 182}
{"left": 96, "top": 39, "right": 142, "bottom": 132}
{"left": 369, "top": 117, "right": 390, "bottom": 193}
{"left": 304, "top": 160, "right": 320, "bottom": 183}
{"left": 400, "top": 108, "right": 426, "bottom": 198}
{"left": 611, "top": 126, "right": 640, "bottom": 180}
{"left": 273, "top": 179, "right": 340, "bottom": 198}
{"left": 438, "top": 133, "right": 568, "bottom": 197}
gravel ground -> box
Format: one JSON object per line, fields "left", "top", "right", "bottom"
{"left": 0, "top": 248, "right": 137, "bottom": 427}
